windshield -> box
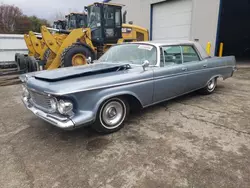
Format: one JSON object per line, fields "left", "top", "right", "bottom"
{"left": 53, "top": 21, "right": 63, "bottom": 29}
{"left": 53, "top": 22, "right": 58, "bottom": 29}
{"left": 88, "top": 6, "right": 101, "bottom": 29}
{"left": 67, "top": 15, "right": 77, "bottom": 29}
{"left": 99, "top": 44, "right": 157, "bottom": 65}
{"left": 78, "top": 15, "right": 87, "bottom": 28}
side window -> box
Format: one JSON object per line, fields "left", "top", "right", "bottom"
{"left": 104, "top": 6, "right": 115, "bottom": 27}
{"left": 181, "top": 46, "right": 200, "bottom": 63}
{"left": 115, "top": 9, "right": 121, "bottom": 27}
{"left": 162, "top": 46, "right": 182, "bottom": 66}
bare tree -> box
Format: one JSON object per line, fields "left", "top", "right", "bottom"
{"left": 0, "top": 3, "right": 51, "bottom": 34}
{"left": 68, "top": 8, "right": 79, "bottom": 14}
{"left": 0, "top": 4, "right": 23, "bottom": 33}
{"left": 15, "top": 15, "right": 32, "bottom": 34}
{"left": 54, "top": 11, "right": 65, "bottom": 20}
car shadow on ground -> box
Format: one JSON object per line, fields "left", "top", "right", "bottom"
{"left": 30, "top": 90, "right": 202, "bottom": 145}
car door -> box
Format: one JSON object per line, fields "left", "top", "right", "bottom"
{"left": 180, "top": 45, "right": 210, "bottom": 91}
{"left": 153, "top": 45, "right": 189, "bottom": 103}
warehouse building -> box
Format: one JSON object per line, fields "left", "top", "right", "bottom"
{"left": 110, "top": 0, "right": 250, "bottom": 58}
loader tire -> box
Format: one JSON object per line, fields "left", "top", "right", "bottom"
{"left": 15, "top": 53, "right": 20, "bottom": 62}
{"left": 60, "top": 44, "right": 95, "bottom": 67}
{"left": 17, "top": 54, "right": 26, "bottom": 70}
{"left": 27, "top": 56, "right": 39, "bottom": 72}
{"left": 27, "top": 57, "right": 33, "bottom": 72}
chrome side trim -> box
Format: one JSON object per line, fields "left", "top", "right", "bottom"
{"left": 44, "top": 77, "right": 154, "bottom": 96}
{"left": 39, "top": 65, "right": 234, "bottom": 96}
{"left": 153, "top": 65, "right": 234, "bottom": 81}
{"left": 143, "top": 70, "right": 234, "bottom": 108}
{"left": 143, "top": 85, "right": 207, "bottom": 108}
{"left": 28, "top": 87, "right": 50, "bottom": 96}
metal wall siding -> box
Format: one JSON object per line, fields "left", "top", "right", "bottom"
{"left": 152, "top": 0, "right": 193, "bottom": 40}
{"left": 190, "top": 0, "right": 220, "bottom": 56}
{"left": 0, "top": 34, "right": 28, "bottom": 62}
{"left": 104, "top": 0, "right": 220, "bottom": 55}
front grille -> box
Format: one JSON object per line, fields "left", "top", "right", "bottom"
{"left": 29, "top": 90, "right": 53, "bottom": 112}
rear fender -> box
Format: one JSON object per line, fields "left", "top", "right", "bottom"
{"left": 206, "top": 74, "right": 222, "bottom": 85}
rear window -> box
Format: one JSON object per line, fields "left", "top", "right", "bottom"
{"left": 181, "top": 46, "right": 200, "bottom": 63}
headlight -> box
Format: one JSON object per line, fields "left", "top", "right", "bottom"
{"left": 22, "top": 85, "right": 30, "bottom": 98}
{"left": 49, "top": 98, "right": 57, "bottom": 112}
{"left": 57, "top": 100, "right": 73, "bottom": 115}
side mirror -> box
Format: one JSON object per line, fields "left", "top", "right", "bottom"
{"left": 142, "top": 60, "right": 150, "bottom": 71}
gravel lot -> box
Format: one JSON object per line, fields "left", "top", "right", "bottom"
{"left": 0, "top": 69, "right": 250, "bottom": 188}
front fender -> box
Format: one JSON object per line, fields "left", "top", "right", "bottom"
{"left": 68, "top": 90, "right": 145, "bottom": 127}
{"left": 94, "top": 90, "right": 143, "bottom": 115}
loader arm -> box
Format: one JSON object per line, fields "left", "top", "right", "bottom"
{"left": 24, "top": 34, "right": 36, "bottom": 56}
{"left": 47, "top": 28, "right": 94, "bottom": 70}
{"left": 39, "top": 39, "right": 49, "bottom": 60}
{"left": 29, "top": 31, "right": 43, "bottom": 58}
{"left": 41, "top": 26, "right": 60, "bottom": 54}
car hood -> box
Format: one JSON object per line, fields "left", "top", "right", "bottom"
{"left": 25, "top": 63, "right": 154, "bottom": 95}
{"left": 33, "top": 63, "right": 131, "bottom": 82}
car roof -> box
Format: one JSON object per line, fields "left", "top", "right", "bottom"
{"left": 130, "top": 40, "right": 209, "bottom": 59}
{"left": 132, "top": 40, "right": 197, "bottom": 47}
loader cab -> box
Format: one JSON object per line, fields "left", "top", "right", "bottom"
{"left": 53, "top": 20, "right": 66, "bottom": 30}
{"left": 86, "top": 3, "right": 122, "bottom": 44}
{"left": 66, "top": 13, "right": 87, "bottom": 30}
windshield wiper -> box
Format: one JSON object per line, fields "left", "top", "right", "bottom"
{"left": 116, "top": 64, "right": 131, "bottom": 71}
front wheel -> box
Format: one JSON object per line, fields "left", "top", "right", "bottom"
{"left": 199, "top": 77, "right": 217, "bottom": 95}
{"left": 92, "top": 97, "right": 129, "bottom": 134}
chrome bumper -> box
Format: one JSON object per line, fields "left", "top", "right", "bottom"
{"left": 22, "top": 97, "right": 75, "bottom": 130}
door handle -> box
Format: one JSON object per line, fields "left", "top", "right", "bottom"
{"left": 203, "top": 64, "right": 207, "bottom": 68}
{"left": 182, "top": 67, "right": 187, "bottom": 71}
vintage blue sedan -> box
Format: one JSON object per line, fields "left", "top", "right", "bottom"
{"left": 21, "top": 41, "right": 236, "bottom": 133}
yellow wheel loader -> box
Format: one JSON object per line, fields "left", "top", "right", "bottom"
{"left": 19, "top": 13, "right": 88, "bottom": 72}
{"left": 23, "top": 34, "right": 36, "bottom": 57}
{"left": 53, "top": 20, "right": 67, "bottom": 30}
{"left": 40, "top": 12, "right": 88, "bottom": 69}
{"left": 18, "top": 32, "right": 47, "bottom": 71}
{"left": 42, "top": 13, "right": 88, "bottom": 54}
{"left": 42, "top": 2, "right": 149, "bottom": 70}
{"left": 25, "top": 19, "right": 67, "bottom": 59}
{"left": 28, "top": 31, "right": 49, "bottom": 59}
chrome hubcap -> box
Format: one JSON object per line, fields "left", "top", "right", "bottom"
{"left": 101, "top": 101, "right": 125, "bottom": 129}
{"left": 208, "top": 79, "right": 215, "bottom": 90}
{"left": 107, "top": 107, "right": 117, "bottom": 118}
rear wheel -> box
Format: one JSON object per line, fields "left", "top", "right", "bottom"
{"left": 199, "top": 77, "right": 217, "bottom": 94}
{"left": 60, "top": 44, "right": 95, "bottom": 67}
{"left": 92, "top": 97, "right": 129, "bottom": 134}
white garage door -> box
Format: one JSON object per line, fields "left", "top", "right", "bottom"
{"left": 152, "top": 0, "right": 193, "bottom": 40}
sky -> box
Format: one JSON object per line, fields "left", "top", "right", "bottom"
{"left": 1, "top": 0, "right": 96, "bottom": 21}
